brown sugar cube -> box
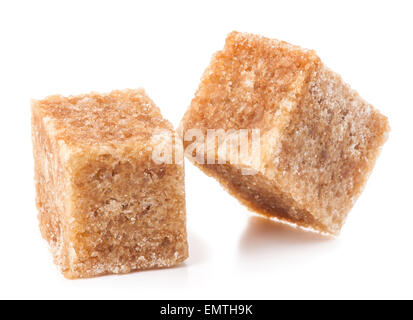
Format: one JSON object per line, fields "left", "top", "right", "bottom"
{"left": 180, "top": 31, "right": 389, "bottom": 235}
{"left": 32, "top": 89, "right": 188, "bottom": 278}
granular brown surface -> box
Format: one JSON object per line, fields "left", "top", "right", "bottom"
{"left": 32, "top": 89, "right": 188, "bottom": 278}
{"left": 180, "top": 31, "right": 389, "bottom": 235}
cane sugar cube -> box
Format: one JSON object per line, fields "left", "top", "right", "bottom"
{"left": 32, "top": 89, "right": 188, "bottom": 278}
{"left": 180, "top": 32, "right": 389, "bottom": 235}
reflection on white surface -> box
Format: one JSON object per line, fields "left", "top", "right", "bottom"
{"left": 238, "top": 216, "right": 336, "bottom": 263}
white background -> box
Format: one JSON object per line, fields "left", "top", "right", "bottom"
{"left": 0, "top": 0, "right": 412, "bottom": 300}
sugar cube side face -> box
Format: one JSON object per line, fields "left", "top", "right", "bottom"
{"left": 32, "top": 89, "right": 188, "bottom": 278}
{"left": 180, "top": 32, "right": 389, "bottom": 235}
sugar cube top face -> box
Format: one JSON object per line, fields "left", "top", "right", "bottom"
{"left": 180, "top": 31, "right": 389, "bottom": 235}
{"left": 32, "top": 89, "right": 188, "bottom": 278}
{"left": 36, "top": 89, "right": 171, "bottom": 146}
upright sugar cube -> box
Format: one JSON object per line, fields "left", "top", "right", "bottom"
{"left": 180, "top": 32, "right": 389, "bottom": 235}
{"left": 32, "top": 89, "right": 188, "bottom": 278}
